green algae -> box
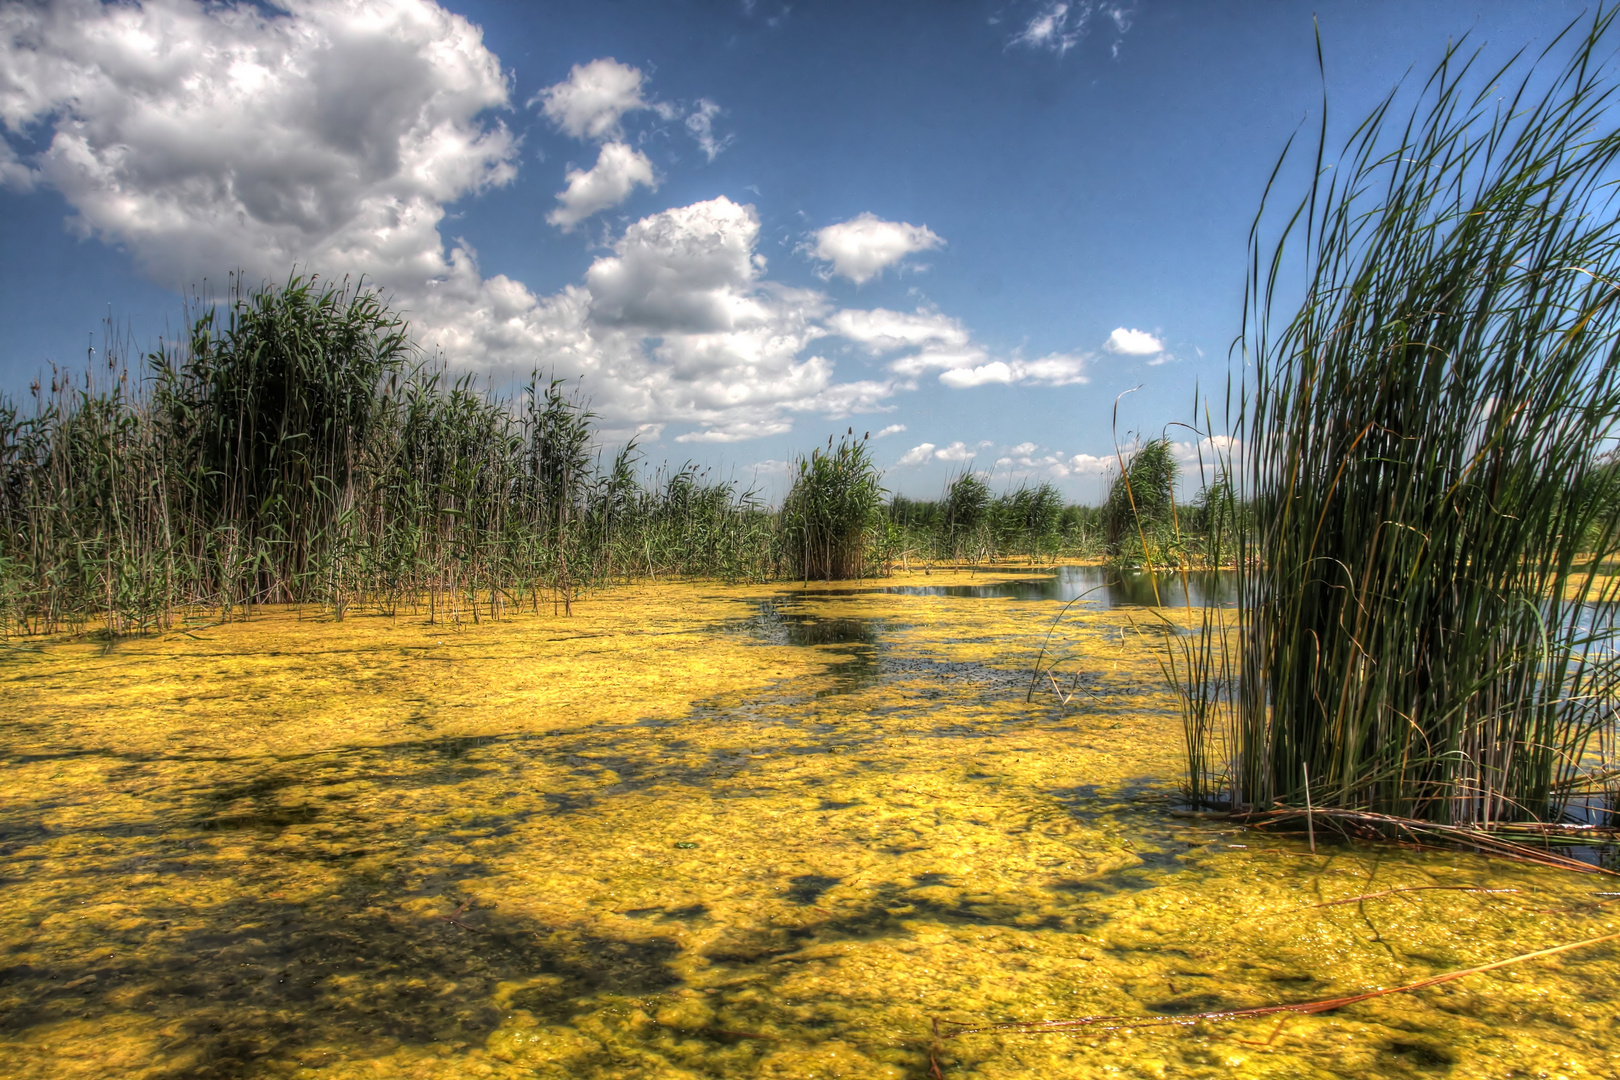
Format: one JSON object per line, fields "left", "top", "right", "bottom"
{"left": 1, "top": 571, "right": 1617, "bottom": 1079}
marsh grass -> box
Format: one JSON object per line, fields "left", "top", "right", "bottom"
{"left": 781, "top": 430, "right": 884, "bottom": 580}
{"left": 0, "top": 274, "right": 792, "bottom": 634}
{"left": 1, "top": 277, "right": 1114, "bottom": 632}
{"left": 1178, "top": 13, "right": 1620, "bottom": 826}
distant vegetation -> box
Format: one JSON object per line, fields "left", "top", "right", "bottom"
{"left": 0, "top": 276, "right": 1142, "bottom": 636}
{"left": 1178, "top": 13, "right": 1620, "bottom": 828}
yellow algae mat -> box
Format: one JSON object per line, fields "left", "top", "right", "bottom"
{"left": 1, "top": 570, "right": 1618, "bottom": 1079}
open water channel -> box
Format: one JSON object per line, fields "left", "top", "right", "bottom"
{"left": 0, "top": 567, "right": 1616, "bottom": 1078}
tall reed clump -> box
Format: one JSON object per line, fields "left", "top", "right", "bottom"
{"left": 1180, "top": 14, "right": 1620, "bottom": 825}
{"left": 781, "top": 430, "right": 883, "bottom": 580}
{"left": 1102, "top": 438, "right": 1183, "bottom": 567}
{"left": 0, "top": 273, "right": 784, "bottom": 634}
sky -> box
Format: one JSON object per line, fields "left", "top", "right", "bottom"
{"left": 0, "top": 0, "right": 1590, "bottom": 501}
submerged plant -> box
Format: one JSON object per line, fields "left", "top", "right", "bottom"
{"left": 1182, "top": 14, "right": 1620, "bottom": 824}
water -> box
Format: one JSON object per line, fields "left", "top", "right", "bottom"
{"left": 1, "top": 570, "right": 1616, "bottom": 1079}
{"left": 880, "top": 565, "right": 1239, "bottom": 608}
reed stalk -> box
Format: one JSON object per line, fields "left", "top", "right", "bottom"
{"left": 1182, "top": 13, "right": 1620, "bottom": 825}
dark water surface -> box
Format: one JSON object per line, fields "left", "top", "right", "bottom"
{"left": 879, "top": 565, "right": 1239, "bottom": 607}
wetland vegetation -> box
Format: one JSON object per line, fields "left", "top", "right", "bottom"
{"left": 7, "top": 13, "right": 1620, "bottom": 1080}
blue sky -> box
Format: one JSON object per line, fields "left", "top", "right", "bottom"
{"left": 0, "top": 0, "right": 1584, "bottom": 500}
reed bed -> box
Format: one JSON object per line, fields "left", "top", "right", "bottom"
{"left": 1179, "top": 13, "right": 1620, "bottom": 827}
{"left": 0, "top": 276, "right": 1109, "bottom": 636}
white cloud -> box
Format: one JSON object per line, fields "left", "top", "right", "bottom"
{"left": 547, "top": 142, "right": 657, "bottom": 230}
{"left": 0, "top": 0, "right": 517, "bottom": 286}
{"left": 894, "top": 440, "right": 990, "bottom": 467}
{"left": 533, "top": 58, "right": 647, "bottom": 142}
{"left": 685, "top": 98, "right": 733, "bottom": 161}
{"left": 1171, "top": 435, "right": 1239, "bottom": 463}
{"left": 810, "top": 213, "right": 944, "bottom": 284}
{"left": 873, "top": 423, "right": 907, "bottom": 439}
{"left": 938, "top": 352, "right": 1088, "bottom": 388}
{"left": 934, "top": 440, "right": 988, "bottom": 462}
{"left": 823, "top": 307, "right": 1089, "bottom": 389}
{"left": 827, "top": 307, "right": 970, "bottom": 354}
{"left": 1104, "top": 326, "right": 1163, "bottom": 356}
{"left": 1067, "top": 453, "right": 1112, "bottom": 475}
{"left": 1009, "top": 1, "right": 1136, "bottom": 57}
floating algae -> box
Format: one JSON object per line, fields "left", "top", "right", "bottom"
{"left": 1, "top": 570, "right": 1617, "bottom": 1078}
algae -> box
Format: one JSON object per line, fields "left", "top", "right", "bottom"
{"left": 0, "top": 570, "right": 1616, "bottom": 1078}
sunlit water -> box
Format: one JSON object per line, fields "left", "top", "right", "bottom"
{"left": 1, "top": 567, "right": 1617, "bottom": 1078}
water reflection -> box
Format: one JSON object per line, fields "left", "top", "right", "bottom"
{"left": 885, "top": 564, "right": 1238, "bottom": 607}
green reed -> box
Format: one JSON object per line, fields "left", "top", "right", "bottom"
{"left": 1180, "top": 13, "right": 1620, "bottom": 825}
{"left": 781, "top": 430, "right": 885, "bottom": 580}
{"left": 1, "top": 275, "right": 1120, "bottom": 631}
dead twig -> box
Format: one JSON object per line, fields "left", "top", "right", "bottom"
{"left": 437, "top": 899, "right": 482, "bottom": 933}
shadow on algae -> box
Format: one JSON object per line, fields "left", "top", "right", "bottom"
{"left": 0, "top": 573, "right": 1616, "bottom": 1079}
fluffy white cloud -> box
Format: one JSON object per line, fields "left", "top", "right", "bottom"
{"left": 873, "top": 423, "right": 907, "bottom": 439}
{"left": 0, "top": 0, "right": 517, "bottom": 285}
{"left": 810, "top": 213, "right": 943, "bottom": 284}
{"left": 1104, "top": 326, "right": 1164, "bottom": 355}
{"left": 533, "top": 57, "right": 647, "bottom": 142}
{"left": 1067, "top": 453, "right": 1113, "bottom": 475}
{"left": 896, "top": 443, "right": 936, "bottom": 467}
{"left": 894, "top": 440, "right": 993, "bottom": 467}
{"left": 439, "top": 196, "right": 888, "bottom": 442}
{"left": 533, "top": 60, "right": 731, "bottom": 162}
{"left": 547, "top": 142, "right": 657, "bottom": 230}
{"left": 935, "top": 440, "right": 988, "bottom": 462}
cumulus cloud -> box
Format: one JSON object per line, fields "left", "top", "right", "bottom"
{"left": 873, "top": 423, "right": 907, "bottom": 439}
{"left": 0, "top": 0, "right": 518, "bottom": 285}
{"left": 547, "top": 142, "right": 657, "bottom": 230}
{"left": 533, "top": 57, "right": 648, "bottom": 142}
{"left": 810, "top": 213, "right": 943, "bottom": 284}
{"left": 1008, "top": 1, "right": 1136, "bottom": 57}
{"left": 894, "top": 440, "right": 994, "bottom": 467}
{"left": 533, "top": 60, "right": 732, "bottom": 164}
{"left": 1103, "top": 327, "right": 1164, "bottom": 356}
{"left": 1067, "top": 453, "right": 1112, "bottom": 475}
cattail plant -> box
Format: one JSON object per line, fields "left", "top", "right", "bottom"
{"left": 1180, "top": 13, "right": 1620, "bottom": 825}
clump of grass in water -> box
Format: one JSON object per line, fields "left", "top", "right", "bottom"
{"left": 1103, "top": 436, "right": 1185, "bottom": 569}
{"left": 781, "top": 430, "right": 883, "bottom": 581}
{"left": 1178, "top": 13, "right": 1620, "bottom": 827}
